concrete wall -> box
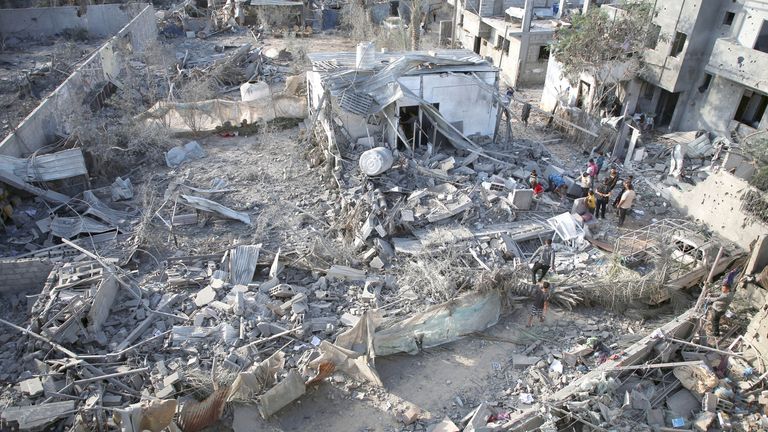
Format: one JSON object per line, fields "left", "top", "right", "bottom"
{"left": 0, "top": 258, "right": 53, "bottom": 293}
{"left": 0, "top": 3, "right": 157, "bottom": 158}
{"left": 397, "top": 71, "right": 498, "bottom": 137}
{"left": 642, "top": 0, "right": 719, "bottom": 94}
{"left": 0, "top": 3, "right": 145, "bottom": 39}
{"left": 666, "top": 171, "right": 768, "bottom": 250}
{"left": 677, "top": 75, "right": 752, "bottom": 136}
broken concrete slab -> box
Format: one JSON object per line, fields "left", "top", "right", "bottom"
{"left": 19, "top": 377, "right": 43, "bottom": 397}
{"left": 1, "top": 400, "right": 76, "bottom": 430}
{"left": 257, "top": 369, "right": 306, "bottom": 418}
{"left": 194, "top": 286, "right": 217, "bottom": 307}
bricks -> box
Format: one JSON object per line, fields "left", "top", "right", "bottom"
{"left": 0, "top": 258, "right": 53, "bottom": 293}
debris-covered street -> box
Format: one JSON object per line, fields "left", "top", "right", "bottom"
{"left": 0, "top": 1, "right": 767, "bottom": 431}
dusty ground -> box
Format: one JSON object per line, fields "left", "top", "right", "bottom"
{"left": 210, "top": 305, "right": 672, "bottom": 432}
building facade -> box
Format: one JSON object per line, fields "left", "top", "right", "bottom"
{"left": 541, "top": 0, "right": 768, "bottom": 136}
{"left": 449, "top": 0, "right": 586, "bottom": 87}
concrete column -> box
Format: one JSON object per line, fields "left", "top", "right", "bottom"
{"left": 582, "top": 0, "right": 591, "bottom": 14}
{"left": 522, "top": 0, "right": 534, "bottom": 31}
{"left": 557, "top": 0, "right": 567, "bottom": 19}
{"left": 514, "top": 0, "right": 535, "bottom": 86}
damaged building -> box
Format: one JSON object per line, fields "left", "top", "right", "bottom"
{"left": 306, "top": 45, "right": 500, "bottom": 150}
{"left": 0, "top": 0, "right": 767, "bottom": 431}
{"left": 450, "top": 0, "right": 587, "bottom": 87}
{"left": 541, "top": 0, "right": 768, "bottom": 136}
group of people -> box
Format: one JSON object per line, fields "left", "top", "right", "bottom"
{"left": 578, "top": 153, "right": 637, "bottom": 227}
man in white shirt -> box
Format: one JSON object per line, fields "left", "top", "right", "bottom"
{"left": 617, "top": 182, "right": 636, "bottom": 227}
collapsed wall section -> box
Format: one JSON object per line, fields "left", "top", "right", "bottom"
{"left": 666, "top": 171, "right": 768, "bottom": 250}
{"left": 0, "top": 3, "right": 145, "bottom": 39}
{"left": 0, "top": 3, "right": 158, "bottom": 158}
{"left": 0, "top": 258, "right": 53, "bottom": 293}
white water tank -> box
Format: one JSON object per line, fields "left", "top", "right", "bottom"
{"left": 356, "top": 41, "right": 376, "bottom": 70}
{"left": 359, "top": 147, "right": 393, "bottom": 176}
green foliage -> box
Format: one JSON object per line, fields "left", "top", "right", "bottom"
{"left": 750, "top": 166, "right": 768, "bottom": 192}
{"left": 553, "top": 1, "right": 654, "bottom": 77}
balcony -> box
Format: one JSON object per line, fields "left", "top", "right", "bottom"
{"left": 706, "top": 37, "right": 768, "bottom": 93}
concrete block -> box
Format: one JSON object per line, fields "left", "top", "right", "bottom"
{"left": 511, "top": 355, "right": 539, "bottom": 368}
{"left": 19, "top": 377, "right": 43, "bottom": 397}
{"left": 194, "top": 286, "right": 216, "bottom": 307}
{"left": 509, "top": 189, "right": 534, "bottom": 210}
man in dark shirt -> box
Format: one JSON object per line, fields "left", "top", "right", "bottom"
{"left": 527, "top": 281, "right": 551, "bottom": 328}
{"left": 530, "top": 239, "right": 555, "bottom": 283}
{"left": 595, "top": 179, "right": 612, "bottom": 219}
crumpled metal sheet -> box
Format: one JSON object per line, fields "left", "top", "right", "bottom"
{"left": 229, "top": 244, "right": 262, "bottom": 286}
{"left": 180, "top": 195, "right": 251, "bottom": 225}
{"left": 178, "top": 387, "right": 230, "bottom": 432}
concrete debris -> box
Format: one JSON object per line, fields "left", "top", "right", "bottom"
{"left": 0, "top": 2, "right": 767, "bottom": 432}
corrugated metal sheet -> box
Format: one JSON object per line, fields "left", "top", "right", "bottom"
{"left": 0, "top": 148, "right": 87, "bottom": 182}
{"left": 178, "top": 387, "right": 230, "bottom": 432}
{"left": 50, "top": 216, "right": 114, "bottom": 239}
{"left": 83, "top": 190, "right": 134, "bottom": 226}
{"left": 229, "top": 244, "right": 261, "bottom": 286}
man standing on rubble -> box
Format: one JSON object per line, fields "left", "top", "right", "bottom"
{"left": 530, "top": 239, "right": 555, "bottom": 283}
{"left": 527, "top": 281, "right": 551, "bottom": 327}
{"left": 617, "top": 182, "right": 636, "bottom": 227}
{"left": 708, "top": 270, "right": 739, "bottom": 337}
{"left": 595, "top": 178, "right": 611, "bottom": 219}
{"left": 612, "top": 174, "right": 633, "bottom": 209}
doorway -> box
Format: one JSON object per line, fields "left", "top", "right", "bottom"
{"left": 473, "top": 36, "right": 481, "bottom": 55}
{"left": 655, "top": 89, "right": 680, "bottom": 127}
{"left": 398, "top": 105, "right": 420, "bottom": 148}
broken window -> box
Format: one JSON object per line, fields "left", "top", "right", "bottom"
{"left": 755, "top": 20, "right": 768, "bottom": 53}
{"left": 670, "top": 31, "right": 686, "bottom": 57}
{"left": 723, "top": 11, "right": 735, "bottom": 26}
{"left": 734, "top": 90, "right": 768, "bottom": 128}
{"left": 645, "top": 23, "right": 661, "bottom": 49}
{"left": 502, "top": 39, "right": 510, "bottom": 56}
{"left": 496, "top": 35, "right": 504, "bottom": 49}
{"left": 698, "top": 73, "right": 712, "bottom": 93}
{"left": 537, "top": 45, "right": 550, "bottom": 61}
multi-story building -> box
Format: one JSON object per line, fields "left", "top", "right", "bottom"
{"left": 541, "top": 0, "right": 768, "bottom": 136}
{"left": 448, "top": 0, "right": 586, "bottom": 87}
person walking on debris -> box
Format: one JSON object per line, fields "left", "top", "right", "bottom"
{"left": 527, "top": 281, "right": 551, "bottom": 327}
{"left": 586, "top": 158, "right": 598, "bottom": 189}
{"left": 595, "top": 151, "right": 606, "bottom": 175}
{"left": 530, "top": 239, "right": 555, "bottom": 283}
{"left": 617, "top": 182, "right": 636, "bottom": 227}
{"left": 707, "top": 270, "right": 739, "bottom": 336}
{"left": 528, "top": 169, "right": 539, "bottom": 187}
{"left": 595, "top": 179, "right": 611, "bottom": 219}
{"left": 521, "top": 102, "right": 531, "bottom": 126}
{"left": 580, "top": 173, "right": 591, "bottom": 198}
{"left": 605, "top": 168, "right": 620, "bottom": 191}
{"left": 612, "top": 174, "right": 633, "bottom": 208}
{"left": 585, "top": 190, "right": 597, "bottom": 215}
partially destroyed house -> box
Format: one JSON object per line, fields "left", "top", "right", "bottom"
{"left": 451, "top": 0, "right": 586, "bottom": 86}
{"left": 541, "top": 0, "right": 768, "bottom": 136}
{"left": 306, "top": 46, "right": 500, "bottom": 149}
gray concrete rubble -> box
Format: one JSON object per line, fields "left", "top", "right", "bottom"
{"left": 0, "top": 1, "right": 767, "bottom": 431}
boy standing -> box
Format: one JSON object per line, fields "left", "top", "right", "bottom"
{"left": 527, "top": 282, "right": 551, "bottom": 327}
